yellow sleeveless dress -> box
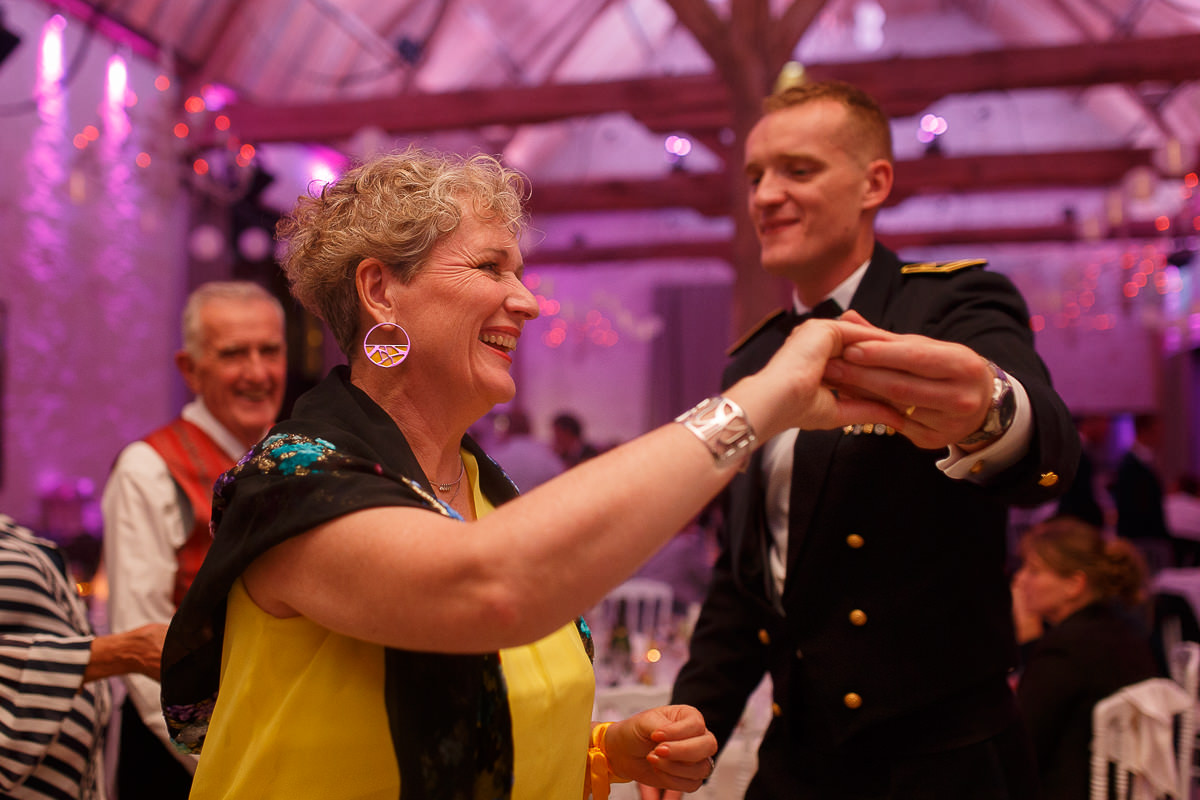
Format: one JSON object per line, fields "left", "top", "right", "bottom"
{"left": 189, "top": 451, "right": 596, "bottom": 799}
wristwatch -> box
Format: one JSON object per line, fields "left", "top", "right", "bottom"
{"left": 958, "top": 362, "right": 1016, "bottom": 446}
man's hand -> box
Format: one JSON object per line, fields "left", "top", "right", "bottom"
{"left": 84, "top": 623, "right": 168, "bottom": 682}
{"left": 601, "top": 705, "right": 717, "bottom": 793}
{"left": 735, "top": 317, "right": 908, "bottom": 442}
{"left": 822, "top": 310, "right": 994, "bottom": 450}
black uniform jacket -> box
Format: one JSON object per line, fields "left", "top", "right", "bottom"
{"left": 672, "top": 243, "right": 1080, "bottom": 762}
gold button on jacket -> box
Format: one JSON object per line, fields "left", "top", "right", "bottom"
{"left": 849, "top": 609, "right": 868, "bottom": 626}
{"left": 843, "top": 692, "right": 863, "bottom": 709}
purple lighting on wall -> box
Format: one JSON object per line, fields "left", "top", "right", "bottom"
{"left": 1165, "top": 325, "right": 1182, "bottom": 354}
{"left": 106, "top": 54, "right": 127, "bottom": 107}
{"left": 201, "top": 83, "right": 236, "bottom": 111}
{"left": 105, "top": 54, "right": 130, "bottom": 142}
{"left": 38, "top": 15, "right": 65, "bottom": 91}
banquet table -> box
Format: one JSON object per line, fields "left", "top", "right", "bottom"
{"left": 588, "top": 585, "right": 772, "bottom": 799}
{"left": 594, "top": 678, "right": 772, "bottom": 800}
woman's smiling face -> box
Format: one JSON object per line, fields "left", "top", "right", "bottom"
{"left": 395, "top": 206, "right": 538, "bottom": 411}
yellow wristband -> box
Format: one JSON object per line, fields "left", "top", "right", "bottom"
{"left": 587, "top": 722, "right": 632, "bottom": 800}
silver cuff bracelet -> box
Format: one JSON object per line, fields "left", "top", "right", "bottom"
{"left": 675, "top": 396, "right": 758, "bottom": 469}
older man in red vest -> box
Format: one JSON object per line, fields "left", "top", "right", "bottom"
{"left": 101, "top": 281, "right": 286, "bottom": 798}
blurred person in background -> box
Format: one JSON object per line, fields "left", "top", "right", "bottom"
{"left": 635, "top": 501, "right": 721, "bottom": 615}
{"left": 1110, "top": 414, "right": 1173, "bottom": 570}
{"left": 101, "top": 281, "right": 286, "bottom": 798}
{"left": 1056, "top": 415, "right": 1110, "bottom": 530}
{"left": 1011, "top": 516, "right": 1158, "bottom": 800}
{"left": 1165, "top": 474, "right": 1200, "bottom": 566}
{"left": 0, "top": 514, "right": 165, "bottom": 800}
{"left": 552, "top": 411, "right": 600, "bottom": 468}
{"left": 486, "top": 408, "right": 563, "bottom": 492}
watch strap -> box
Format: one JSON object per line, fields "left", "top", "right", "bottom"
{"left": 958, "top": 362, "right": 1015, "bottom": 446}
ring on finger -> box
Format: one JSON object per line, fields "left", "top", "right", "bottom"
{"left": 706, "top": 757, "right": 716, "bottom": 778}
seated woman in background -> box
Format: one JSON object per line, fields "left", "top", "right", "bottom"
{"left": 1012, "top": 515, "right": 1160, "bottom": 800}
{"left": 159, "top": 147, "right": 904, "bottom": 800}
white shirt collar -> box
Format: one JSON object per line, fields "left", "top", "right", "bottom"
{"left": 181, "top": 398, "right": 255, "bottom": 461}
{"left": 792, "top": 257, "right": 871, "bottom": 315}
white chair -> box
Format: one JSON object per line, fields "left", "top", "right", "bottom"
{"left": 1167, "top": 641, "right": 1200, "bottom": 796}
{"left": 600, "top": 578, "right": 674, "bottom": 637}
{"left": 590, "top": 578, "right": 675, "bottom": 688}
{"left": 1090, "top": 676, "right": 1195, "bottom": 800}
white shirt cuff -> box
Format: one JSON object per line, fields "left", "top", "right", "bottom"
{"left": 937, "top": 374, "right": 1033, "bottom": 482}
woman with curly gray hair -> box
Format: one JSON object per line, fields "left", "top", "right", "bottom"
{"left": 161, "top": 146, "right": 903, "bottom": 799}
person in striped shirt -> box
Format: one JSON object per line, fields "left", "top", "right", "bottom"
{"left": 0, "top": 515, "right": 164, "bottom": 800}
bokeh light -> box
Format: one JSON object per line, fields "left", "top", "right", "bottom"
{"left": 665, "top": 135, "right": 692, "bottom": 157}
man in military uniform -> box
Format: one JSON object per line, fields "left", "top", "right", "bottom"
{"left": 665, "top": 80, "right": 1078, "bottom": 798}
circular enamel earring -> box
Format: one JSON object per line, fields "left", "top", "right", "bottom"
{"left": 363, "top": 322, "right": 411, "bottom": 368}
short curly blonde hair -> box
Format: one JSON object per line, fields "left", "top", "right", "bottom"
{"left": 276, "top": 146, "right": 530, "bottom": 356}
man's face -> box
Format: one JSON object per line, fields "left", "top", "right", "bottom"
{"left": 177, "top": 297, "right": 286, "bottom": 449}
{"left": 744, "top": 100, "right": 889, "bottom": 291}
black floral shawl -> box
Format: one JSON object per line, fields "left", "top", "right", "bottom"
{"left": 160, "top": 366, "right": 588, "bottom": 799}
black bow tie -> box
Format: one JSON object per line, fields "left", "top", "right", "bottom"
{"left": 792, "top": 298, "right": 843, "bottom": 326}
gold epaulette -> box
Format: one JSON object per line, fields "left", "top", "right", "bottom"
{"left": 727, "top": 309, "right": 787, "bottom": 356}
{"left": 899, "top": 258, "right": 988, "bottom": 275}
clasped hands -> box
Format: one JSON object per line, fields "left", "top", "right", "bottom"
{"left": 777, "top": 310, "right": 995, "bottom": 451}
